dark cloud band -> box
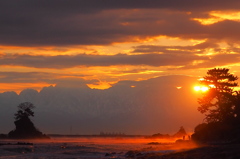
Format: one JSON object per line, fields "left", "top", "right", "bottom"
{"left": 0, "top": 53, "right": 206, "bottom": 68}
{"left": 0, "top": 1, "right": 240, "bottom": 46}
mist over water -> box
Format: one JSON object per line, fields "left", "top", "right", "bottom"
{"left": 0, "top": 136, "right": 199, "bottom": 159}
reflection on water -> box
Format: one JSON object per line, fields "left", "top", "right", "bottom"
{"left": 0, "top": 137, "right": 198, "bottom": 159}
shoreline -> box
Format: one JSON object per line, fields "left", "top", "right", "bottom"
{"left": 2, "top": 137, "right": 239, "bottom": 158}
{"left": 131, "top": 142, "right": 240, "bottom": 159}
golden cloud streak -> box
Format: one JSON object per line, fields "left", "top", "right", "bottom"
{"left": 192, "top": 10, "right": 240, "bottom": 25}
{"left": 87, "top": 81, "right": 116, "bottom": 90}
{"left": 192, "top": 17, "right": 223, "bottom": 25}
{"left": 211, "top": 10, "right": 240, "bottom": 21}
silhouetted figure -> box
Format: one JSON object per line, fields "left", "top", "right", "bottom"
{"left": 8, "top": 102, "right": 49, "bottom": 139}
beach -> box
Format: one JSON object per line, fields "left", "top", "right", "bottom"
{"left": 136, "top": 143, "right": 240, "bottom": 159}
{"left": 1, "top": 137, "right": 239, "bottom": 159}
{"left": 0, "top": 137, "right": 192, "bottom": 159}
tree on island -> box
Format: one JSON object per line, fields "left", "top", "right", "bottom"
{"left": 192, "top": 68, "right": 240, "bottom": 142}
{"left": 8, "top": 102, "right": 49, "bottom": 139}
{"left": 14, "top": 102, "right": 35, "bottom": 120}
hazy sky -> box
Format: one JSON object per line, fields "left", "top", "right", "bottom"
{"left": 1, "top": 1, "right": 240, "bottom": 134}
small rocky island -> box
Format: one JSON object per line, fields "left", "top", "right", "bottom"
{"left": 8, "top": 102, "right": 49, "bottom": 139}
{"left": 149, "top": 126, "right": 188, "bottom": 139}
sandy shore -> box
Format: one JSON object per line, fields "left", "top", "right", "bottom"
{"left": 132, "top": 143, "right": 240, "bottom": 159}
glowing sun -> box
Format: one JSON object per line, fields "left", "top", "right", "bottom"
{"left": 194, "top": 86, "right": 209, "bottom": 92}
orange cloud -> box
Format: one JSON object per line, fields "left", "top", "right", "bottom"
{"left": 87, "top": 81, "right": 115, "bottom": 90}
{"left": 192, "top": 17, "right": 223, "bottom": 25}
{"left": 192, "top": 10, "right": 240, "bottom": 25}
{"left": 211, "top": 10, "right": 240, "bottom": 21}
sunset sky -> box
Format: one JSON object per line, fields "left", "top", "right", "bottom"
{"left": 1, "top": 1, "right": 240, "bottom": 134}
{"left": 1, "top": 0, "right": 240, "bottom": 93}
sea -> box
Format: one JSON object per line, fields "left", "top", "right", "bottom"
{"left": 0, "top": 136, "right": 193, "bottom": 159}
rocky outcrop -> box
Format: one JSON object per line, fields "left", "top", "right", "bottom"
{"left": 173, "top": 126, "right": 187, "bottom": 138}
{"left": 8, "top": 116, "right": 49, "bottom": 139}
